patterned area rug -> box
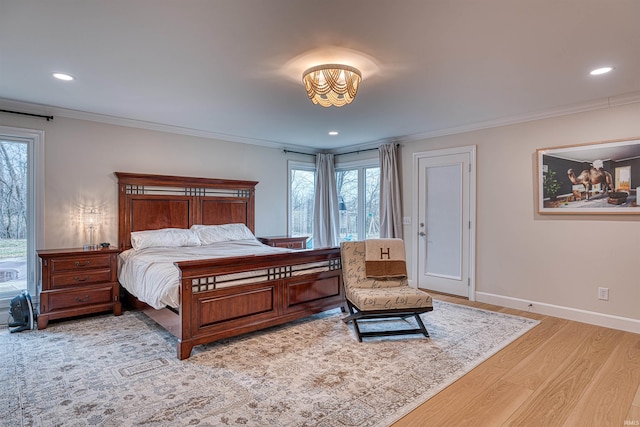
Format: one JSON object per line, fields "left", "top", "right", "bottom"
{"left": 1, "top": 300, "right": 538, "bottom": 427}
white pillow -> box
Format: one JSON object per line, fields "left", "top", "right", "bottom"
{"left": 191, "top": 223, "right": 256, "bottom": 245}
{"left": 130, "top": 228, "right": 201, "bottom": 250}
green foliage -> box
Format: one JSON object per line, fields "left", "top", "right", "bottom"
{"left": 543, "top": 169, "right": 562, "bottom": 197}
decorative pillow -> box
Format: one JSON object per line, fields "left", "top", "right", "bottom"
{"left": 191, "top": 223, "right": 256, "bottom": 245}
{"left": 130, "top": 228, "right": 201, "bottom": 250}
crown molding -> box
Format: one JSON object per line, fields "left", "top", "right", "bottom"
{"left": 397, "top": 91, "right": 640, "bottom": 144}
{"left": 0, "top": 98, "right": 291, "bottom": 150}
{"left": 2, "top": 91, "right": 639, "bottom": 153}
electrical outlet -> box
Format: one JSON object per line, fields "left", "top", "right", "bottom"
{"left": 598, "top": 287, "right": 609, "bottom": 301}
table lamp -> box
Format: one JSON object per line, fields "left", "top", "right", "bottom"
{"left": 82, "top": 209, "right": 100, "bottom": 250}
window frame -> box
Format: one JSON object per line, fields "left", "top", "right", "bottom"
{"left": 0, "top": 126, "right": 44, "bottom": 311}
{"left": 335, "top": 157, "right": 380, "bottom": 242}
{"left": 287, "top": 159, "right": 316, "bottom": 241}
{"left": 287, "top": 156, "right": 380, "bottom": 244}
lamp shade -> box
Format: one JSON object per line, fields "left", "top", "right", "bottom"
{"left": 302, "top": 64, "right": 362, "bottom": 107}
{"left": 82, "top": 210, "right": 100, "bottom": 228}
{"left": 81, "top": 209, "right": 100, "bottom": 249}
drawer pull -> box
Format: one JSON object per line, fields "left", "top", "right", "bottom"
{"left": 74, "top": 275, "right": 90, "bottom": 282}
{"left": 75, "top": 295, "right": 90, "bottom": 302}
{"left": 75, "top": 261, "right": 90, "bottom": 268}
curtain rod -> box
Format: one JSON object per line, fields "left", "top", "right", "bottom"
{"left": 284, "top": 144, "right": 398, "bottom": 157}
{"left": 0, "top": 109, "right": 54, "bottom": 121}
{"left": 283, "top": 149, "right": 316, "bottom": 156}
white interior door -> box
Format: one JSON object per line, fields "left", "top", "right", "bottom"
{"left": 415, "top": 147, "right": 474, "bottom": 298}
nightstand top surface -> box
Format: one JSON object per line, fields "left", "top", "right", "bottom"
{"left": 37, "top": 247, "right": 119, "bottom": 256}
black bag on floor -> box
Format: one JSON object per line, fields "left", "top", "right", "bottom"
{"left": 8, "top": 290, "right": 35, "bottom": 333}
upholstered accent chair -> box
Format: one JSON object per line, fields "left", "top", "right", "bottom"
{"left": 340, "top": 240, "right": 433, "bottom": 341}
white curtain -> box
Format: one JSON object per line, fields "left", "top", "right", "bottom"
{"left": 379, "top": 143, "right": 403, "bottom": 239}
{"left": 313, "top": 153, "right": 340, "bottom": 248}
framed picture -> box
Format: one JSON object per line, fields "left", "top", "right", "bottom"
{"left": 537, "top": 137, "right": 640, "bottom": 214}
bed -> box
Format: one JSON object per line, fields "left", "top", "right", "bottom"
{"left": 116, "top": 172, "right": 345, "bottom": 359}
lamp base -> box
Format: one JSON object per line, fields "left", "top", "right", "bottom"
{"left": 83, "top": 244, "right": 99, "bottom": 251}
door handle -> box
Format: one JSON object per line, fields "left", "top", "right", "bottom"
{"left": 419, "top": 232, "right": 426, "bottom": 236}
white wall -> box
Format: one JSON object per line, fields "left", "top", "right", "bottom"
{"left": 2, "top": 102, "right": 638, "bottom": 332}
{"left": 0, "top": 115, "right": 293, "bottom": 249}
{"left": 401, "top": 102, "right": 640, "bottom": 331}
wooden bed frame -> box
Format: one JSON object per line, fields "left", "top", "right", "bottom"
{"left": 116, "top": 172, "right": 345, "bottom": 360}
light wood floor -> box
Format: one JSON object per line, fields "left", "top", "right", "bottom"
{"left": 392, "top": 293, "right": 640, "bottom": 427}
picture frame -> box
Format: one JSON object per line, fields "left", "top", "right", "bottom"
{"left": 536, "top": 137, "right": 640, "bottom": 214}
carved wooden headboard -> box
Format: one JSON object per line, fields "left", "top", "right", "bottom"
{"left": 115, "top": 172, "right": 258, "bottom": 251}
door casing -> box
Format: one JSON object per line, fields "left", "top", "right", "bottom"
{"left": 411, "top": 145, "right": 476, "bottom": 300}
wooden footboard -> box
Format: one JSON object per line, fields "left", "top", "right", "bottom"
{"left": 150, "top": 247, "right": 344, "bottom": 359}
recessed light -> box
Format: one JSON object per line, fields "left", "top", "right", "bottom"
{"left": 52, "top": 72, "right": 75, "bottom": 81}
{"left": 590, "top": 67, "right": 613, "bottom": 76}
{"left": 328, "top": 131, "right": 339, "bottom": 136}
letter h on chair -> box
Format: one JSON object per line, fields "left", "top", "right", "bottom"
{"left": 340, "top": 240, "right": 433, "bottom": 341}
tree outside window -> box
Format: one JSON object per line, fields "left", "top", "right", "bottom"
{"left": 0, "top": 140, "right": 28, "bottom": 289}
{"left": 289, "top": 160, "right": 380, "bottom": 246}
{"left": 289, "top": 167, "right": 315, "bottom": 247}
{"left": 336, "top": 165, "right": 380, "bottom": 242}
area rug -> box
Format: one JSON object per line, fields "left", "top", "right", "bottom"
{"left": 1, "top": 300, "right": 539, "bottom": 427}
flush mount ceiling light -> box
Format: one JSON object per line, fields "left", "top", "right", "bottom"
{"left": 302, "top": 64, "right": 362, "bottom": 107}
{"left": 590, "top": 66, "right": 613, "bottom": 75}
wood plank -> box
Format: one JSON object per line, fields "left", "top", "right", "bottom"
{"left": 503, "top": 326, "right": 624, "bottom": 426}
{"left": 429, "top": 379, "right": 533, "bottom": 426}
{"left": 564, "top": 332, "right": 640, "bottom": 426}
{"left": 392, "top": 314, "right": 566, "bottom": 426}
{"left": 502, "top": 320, "right": 593, "bottom": 390}
{"left": 391, "top": 294, "right": 639, "bottom": 427}
{"left": 623, "top": 396, "right": 640, "bottom": 426}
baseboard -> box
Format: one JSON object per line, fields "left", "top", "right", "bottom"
{"left": 475, "top": 291, "right": 640, "bottom": 334}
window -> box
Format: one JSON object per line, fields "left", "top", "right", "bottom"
{"left": 336, "top": 160, "right": 380, "bottom": 242}
{"left": 0, "top": 126, "right": 44, "bottom": 310}
{"left": 288, "top": 161, "right": 315, "bottom": 247}
{"left": 287, "top": 158, "right": 380, "bottom": 247}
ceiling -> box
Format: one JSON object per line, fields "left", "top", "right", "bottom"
{"left": 1, "top": 0, "right": 639, "bottom": 152}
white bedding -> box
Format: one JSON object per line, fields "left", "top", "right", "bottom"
{"left": 118, "top": 239, "right": 291, "bottom": 309}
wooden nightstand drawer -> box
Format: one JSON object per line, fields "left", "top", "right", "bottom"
{"left": 46, "top": 286, "right": 114, "bottom": 311}
{"left": 50, "top": 269, "right": 113, "bottom": 288}
{"left": 49, "top": 254, "right": 112, "bottom": 272}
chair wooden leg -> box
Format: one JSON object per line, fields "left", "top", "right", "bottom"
{"left": 342, "top": 300, "right": 358, "bottom": 323}
{"left": 342, "top": 301, "right": 363, "bottom": 341}
{"left": 414, "top": 313, "right": 429, "bottom": 338}
{"left": 351, "top": 319, "right": 363, "bottom": 342}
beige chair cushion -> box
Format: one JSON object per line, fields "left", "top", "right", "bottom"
{"left": 341, "top": 241, "right": 433, "bottom": 311}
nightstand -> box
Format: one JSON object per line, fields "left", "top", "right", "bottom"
{"left": 258, "top": 235, "right": 308, "bottom": 249}
{"left": 37, "top": 247, "right": 122, "bottom": 329}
